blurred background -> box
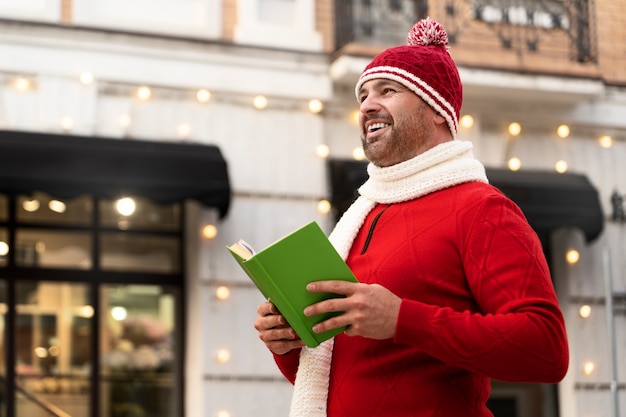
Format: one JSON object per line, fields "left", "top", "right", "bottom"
{"left": 0, "top": 0, "right": 623, "bottom": 416}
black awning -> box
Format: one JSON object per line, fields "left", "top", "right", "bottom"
{"left": 328, "top": 159, "right": 604, "bottom": 242}
{"left": 0, "top": 130, "right": 231, "bottom": 218}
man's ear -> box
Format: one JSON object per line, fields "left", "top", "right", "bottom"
{"left": 433, "top": 113, "right": 446, "bottom": 126}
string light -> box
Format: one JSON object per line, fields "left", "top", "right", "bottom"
{"left": 582, "top": 361, "right": 595, "bottom": 376}
{"left": 507, "top": 157, "right": 521, "bottom": 171}
{"left": 119, "top": 114, "right": 132, "bottom": 128}
{"left": 308, "top": 99, "right": 323, "bottom": 114}
{"left": 253, "top": 95, "right": 268, "bottom": 110}
{"left": 316, "top": 144, "right": 330, "bottom": 159}
{"left": 460, "top": 115, "right": 474, "bottom": 129}
{"left": 508, "top": 122, "right": 522, "bottom": 136}
{"left": 566, "top": 249, "right": 580, "bottom": 264}
{"left": 557, "top": 124, "right": 570, "bottom": 138}
{"left": 317, "top": 199, "right": 331, "bottom": 214}
{"left": 61, "top": 116, "right": 74, "bottom": 131}
{"left": 177, "top": 123, "right": 192, "bottom": 138}
{"left": 79, "top": 71, "right": 94, "bottom": 85}
{"left": 202, "top": 224, "right": 218, "bottom": 239}
{"left": 216, "top": 286, "right": 230, "bottom": 301}
{"left": 352, "top": 147, "right": 365, "bottom": 161}
{"left": 579, "top": 304, "right": 591, "bottom": 318}
{"left": 136, "top": 86, "right": 152, "bottom": 101}
{"left": 215, "top": 349, "right": 231, "bottom": 364}
{"left": 350, "top": 110, "right": 360, "bottom": 125}
{"left": 13, "top": 77, "right": 31, "bottom": 91}
{"left": 555, "top": 160, "right": 568, "bottom": 173}
{"left": 598, "top": 135, "right": 613, "bottom": 148}
{"left": 196, "top": 88, "right": 211, "bottom": 104}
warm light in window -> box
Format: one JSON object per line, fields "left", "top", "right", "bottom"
{"left": 566, "top": 249, "right": 580, "bottom": 264}
{"left": 34, "top": 347, "right": 48, "bottom": 358}
{"left": 557, "top": 124, "right": 570, "bottom": 138}
{"left": 555, "top": 160, "right": 568, "bottom": 173}
{"left": 508, "top": 122, "right": 522, "bottom": 136}
{"left": 317, "top": 199, "right": 331, "bottom": 214}
{"left": 253, "top": 95, "right": 268, "bottom": 110}
{"left": 216, "top": 349, "right": 231, "bottom": 364}
{"left": 0, "top": 242, "right": 8, "bottom": 256}
{"left": 582, "top": 361, "right": 595, "bottom": 376}
{"left": 308, "top": 99, "right": 323, "bottom": 114}
{"left": 316, "top": 144, "right": 330, "bottom": 159}
{"left": 216, "top": 410, "right": 231, "bottom": 417}
{"left": 49, "top": 200, "right": 66, "bottom": 213}
{"left": 48, "top": 346, "right": 60, "bottom": 357}
{"left": 23, "top": 199, "right": 40, "bottom": 212}
{"left": 507, "top": 157, "right": 522, "bottom": 171}
{"left": 80, "top": 305, "right": 94, "bottom": 318}
{"left": 136, "top": 86, "right": 152, "bottom": 101}
{"left": 598, "top": 135, "right": 613, "bottom": 148}
{"left": 116, "top": 197, "right": 136, "bottom": 216}
{"left": 79, "top": 71, "right": 94, "bottom": 85}
{"left": 579, "top": 304, "right": 591, "bottom": 318}
{"left": 460, "top": 115, "right": 474, "bottom": 129}
{"left": 35, "top": 242, "right": 46, "bottom": 253}
{"left": 111, "top": 306, "right": 128, "bottom": 321}
{"left": 353, "top": 147, "right": 365, "bottom": 161}
{"left": 216, "top": 286, "right": 230, "bottom": 301}
{"left": 202, "top": 224, "right": 218, "bottom": 239}
{"left": 196, "top": 88, "right": 211, "bottom": 103}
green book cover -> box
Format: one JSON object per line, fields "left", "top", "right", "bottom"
{"left": 227, "top": 221, "right": 358, "bottom": 348}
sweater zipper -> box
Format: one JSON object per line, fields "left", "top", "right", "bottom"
{"left": 361, "top": 205, "right": 390, "bottom": 255}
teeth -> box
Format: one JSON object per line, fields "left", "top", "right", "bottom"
{"left": 368, "top": 123, "right": 390, "bottom": 132}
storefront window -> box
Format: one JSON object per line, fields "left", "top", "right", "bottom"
{"left": 99, "top": 197, "right": 180, "bottom": 231}
{"left": 14, "top": 281, "right": 92, "bottom": 417}
{"left": 15, "top": 230, "right": 92, "bottom": 269}
{"left": 16, "top": 193, "right": 91, "bottom": 226}
{"left": 0, "top": 191, "right": 183, "bottom": 417}
{"left": 100, "top": 233, "right": 180, "bottom": 274}
{"left": 100, "top": 284, "right": 179, "bottom": 417}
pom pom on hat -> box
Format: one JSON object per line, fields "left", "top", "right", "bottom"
{"left": 406, "top": 17, "right": 449, "bottom": 48}
{"left": 355, "top": 18, "right": 462, "bottom": 139}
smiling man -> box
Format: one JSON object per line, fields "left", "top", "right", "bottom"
{"left": 254, "top": 18, "right": 569, "bottom": 417}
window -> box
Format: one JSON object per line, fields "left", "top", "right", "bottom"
{"left": 0, "top": 191, "right": 184, "bottom": 417}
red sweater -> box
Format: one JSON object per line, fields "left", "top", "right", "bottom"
{"left": 275, "top": 182, "right": 569, "bottom": 416}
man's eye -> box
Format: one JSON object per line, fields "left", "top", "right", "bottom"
{"left": 383, "top": 88, "right": 396, "bottom": 94}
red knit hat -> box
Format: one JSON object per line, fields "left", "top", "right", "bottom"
{"left": 355, "top": 18, "right": 462, "bottom": 139}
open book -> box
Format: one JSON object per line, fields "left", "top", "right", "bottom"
{"left": 227, "top": 221, "right": 358, "bottom": 348}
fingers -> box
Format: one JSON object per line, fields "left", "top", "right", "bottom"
{"left": 255, "top": 301, "right": 305, "bottom": 355}
{"left": 306, "top": 280, "right": 359, "bottom": 296}
{"left": 305, "top": 283, "right": 401, "bottom": 340}
{"left": 257, "top": 301, "right": 278, "bottom": 317}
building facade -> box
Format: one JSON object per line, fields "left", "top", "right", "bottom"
{"left": 0, "top": 1, "right": 624, "bottom": 416}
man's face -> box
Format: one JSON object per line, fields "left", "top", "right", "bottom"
{"left": 357, "top": 79, "right": 440, "bottom": 167}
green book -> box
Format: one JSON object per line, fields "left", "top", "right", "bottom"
{"left": 227, "top": 221, "right": 358, "bottom": 348}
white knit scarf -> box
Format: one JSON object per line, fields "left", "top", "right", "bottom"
{"left": 288, "top": 140, "right": 488, "bottom": 417}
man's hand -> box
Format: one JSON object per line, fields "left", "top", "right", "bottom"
{"left": 304, "top": 281, "right": 401, "bottom": 339}
{"left": 254, "top": 301, "right": 305, "bottom": 355}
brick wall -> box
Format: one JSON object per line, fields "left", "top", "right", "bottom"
{"left": 595, "top": 0, "right": 626, "bottom": 85}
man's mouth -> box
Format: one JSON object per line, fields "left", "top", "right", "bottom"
{"left": 367, "top": 122, "right": 391, "bottom": 133}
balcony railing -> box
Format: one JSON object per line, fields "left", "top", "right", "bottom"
{"left": 334, "top": 0, "right": 596, "bottom": 64}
